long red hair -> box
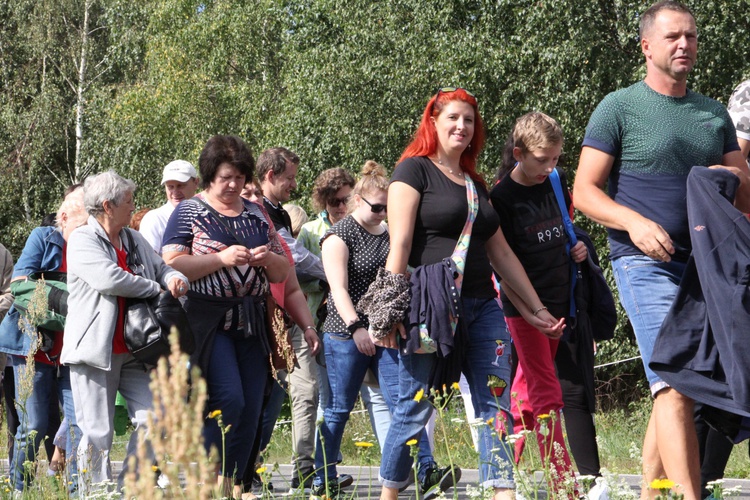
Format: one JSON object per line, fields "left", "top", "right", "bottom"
{"left": 398, "top": 89, "right": 485, "bottom": 187}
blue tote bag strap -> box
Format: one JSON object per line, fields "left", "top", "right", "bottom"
{"left": 548, "top": 168, "right": 578, "bottom": 320}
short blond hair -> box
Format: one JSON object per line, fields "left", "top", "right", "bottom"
{"left": 512, "top": 112, "right": 563, "bottom": 154}
{"left": 284, "top": 204, "right": 308, "bottom": 237}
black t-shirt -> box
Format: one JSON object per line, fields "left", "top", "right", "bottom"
{"left": 263, "top": 198, "right": 293, "bottom": 233}
{"left": 321, "top": 215, "right": 390, "bottom": 334}
{"left": 390, "top": 156, "right": 500, "bottom": 299}
{"left": 490, "top": 168, "right": 573, "bottom": 318}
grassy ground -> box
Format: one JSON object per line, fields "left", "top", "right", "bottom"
{"left": 1, "top": 396, "right": 747, "bottom": 479}
{"left": 261, "top": 395, "right": 750, "bottom": 479}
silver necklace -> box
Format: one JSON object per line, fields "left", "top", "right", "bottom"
{"left": 435, "top": 157, "right": 463, "bottom": 177}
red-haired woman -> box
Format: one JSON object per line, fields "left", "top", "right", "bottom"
{"left": 376, "top": 88, "right": 564, "bottom": 500}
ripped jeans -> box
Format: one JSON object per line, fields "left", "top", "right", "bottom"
{"left": 379, "top": 296, "right": 515, "bottom": 490}
{"left": 461, "top": 297, "right": 515, "bottom": 489}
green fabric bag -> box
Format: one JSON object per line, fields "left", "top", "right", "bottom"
{"left": 10, "top": 271, "right": 68, "bottom": 331}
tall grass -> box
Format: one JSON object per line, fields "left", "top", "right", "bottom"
{"left": 123, "top": 329, "right": 216, "bottom": 499}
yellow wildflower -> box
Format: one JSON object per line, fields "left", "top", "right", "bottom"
{"left": 537, "top": 413, "right": 551, "bottom": 421}
{"left": 406, "top": 438, "right": 418, "bottom": 446}
{"left": 413, "top": 388, "right": 425, "bottom": 402}
{"left": 208, "top": 409, "right": 222, "bottom": 419}
{"left": 151, "top": 465, "right": 159, "bottom": 472}
{"left": 355, "top": 441, "right": 375, "bottom": 448}
{"left": 650, "top": 479, "right": 675, "bottom": 491}
{"left": 256, "top": 466, "right": 267, "bottom": 474}
{"left": 451, "top": 382, "right": 460, "bottom": 391}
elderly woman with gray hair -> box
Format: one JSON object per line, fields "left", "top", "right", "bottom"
{"left": 61, "top": 170, "right": 188, "bottom": 491}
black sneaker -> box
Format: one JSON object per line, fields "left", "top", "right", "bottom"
{"left": 290, "top": 467, "right": 315, "bottom": 494}
{"left": 337, "top": 474, "right": 353, "bottom": 489}
{"left": 309, "top": 480, "right": 339, "bottom": 500}
{"left": 419, "top": 465, "right": 461, "bottom": 500}
{"left": 251, "top": 474, "right": 273, "bottom": 494}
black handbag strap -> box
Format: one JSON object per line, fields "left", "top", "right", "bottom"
{"left": 122, "top": 228, "right": 144, "bottom": 276}
{"left": 96, "top": 228, "right": 143, "bottom": 276}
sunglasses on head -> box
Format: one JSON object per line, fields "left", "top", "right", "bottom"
{"left": 436, "top": 86, "right": 476, "bottom": 100}
{"left": 328, "top": 195, "right": 350, "bottom": 207}
{"left": 361, "top": 197, "right": 387, "bottom": 214}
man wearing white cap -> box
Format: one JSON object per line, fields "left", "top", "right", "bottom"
{"left": 140, "top": 160, "right": 199, "bottom": 254}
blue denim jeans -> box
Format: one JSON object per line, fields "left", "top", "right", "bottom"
{"left": 459, "top": 297, "right": 514, "bottom": 489}
{"left": 379, "top": 297, "right": 514, "bottom": 489}
{"left": 261, "top": 376, "right": 287, "bottom": 451}
{"left": 203, "top": 331, "right": 267, "bottom": 479}
{"left": 360, "top": 382, "right": 391, "bottom": 449}
{"left": 374, "top": 346, "right": 435, "bottom": 481}
{"left": 12, "top": 363, "right": 80, "bottom": 491}
{"left": 315, "top": 334, "right": 432, "bottom": 485}
{"left": 316, "top": 362, "right": 329, "bottom": 422}
{"left": 611, "top": 255, "right": 686, "bottom": 394}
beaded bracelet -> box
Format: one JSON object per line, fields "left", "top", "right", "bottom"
{"left": 532, "top": 306, "right": 548, "bottom": 317}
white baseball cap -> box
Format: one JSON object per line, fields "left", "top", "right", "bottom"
{"left": 161, "top": 160, "right": 197, "bottom": 184}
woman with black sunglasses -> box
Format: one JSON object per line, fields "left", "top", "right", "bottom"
{"left": 311, "top": 161, "right": 441, "bottom": 500}
{"left": 310, "top": 161, "right": 388, "bottom": 499}
{"left": 374, "top": 88, "right": 564, "bottom": 500}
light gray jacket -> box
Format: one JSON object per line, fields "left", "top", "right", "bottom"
{"left": 61, "top": 216, "right": 187, "bottom": 370}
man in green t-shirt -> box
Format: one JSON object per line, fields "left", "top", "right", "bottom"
{"left": 573, "top": 2, "right": 750, "bottom": 499}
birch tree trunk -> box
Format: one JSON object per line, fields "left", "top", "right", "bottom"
{"left": 74, "top": 0, "right": 92, "bottom": 182}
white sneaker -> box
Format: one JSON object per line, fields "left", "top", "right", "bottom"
{"left": 587, "top": 477, "right": 610, "bottom": 500}
{"left": 157, "top": 473, "right": 171, "bottom": 489}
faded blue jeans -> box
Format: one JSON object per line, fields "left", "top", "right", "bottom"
{"left": 314, "top": 334, "right": 433, "bottom": 485}
{"left": 379, "top": 297, "right": 515, "bottom": 490}
{"left": 611, "top": 255, "right": 686, "bottom": 395}
{"left": 12, "top": 362, "right": 80, "bottom": 492}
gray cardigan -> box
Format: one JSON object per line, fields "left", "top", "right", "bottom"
{"left": 61, "top": 216, "right": 187, "bottom": 370}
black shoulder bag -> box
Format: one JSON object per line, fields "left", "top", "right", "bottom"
{"left": 122, "top": 229, "right": 194, "bottom": 366}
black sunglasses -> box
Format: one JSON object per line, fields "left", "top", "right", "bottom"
{"left": 328, "top": 195, "right": 350, "bottom": 207}
{"left": 361, "top": 197, "right": 387, "bottom": 214}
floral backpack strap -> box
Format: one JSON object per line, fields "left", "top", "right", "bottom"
{"left": 451, "top": 174, "right": 478, "bottom": 294}
{"left": 443, "top": 174, "right": 478, "bottom": 337}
